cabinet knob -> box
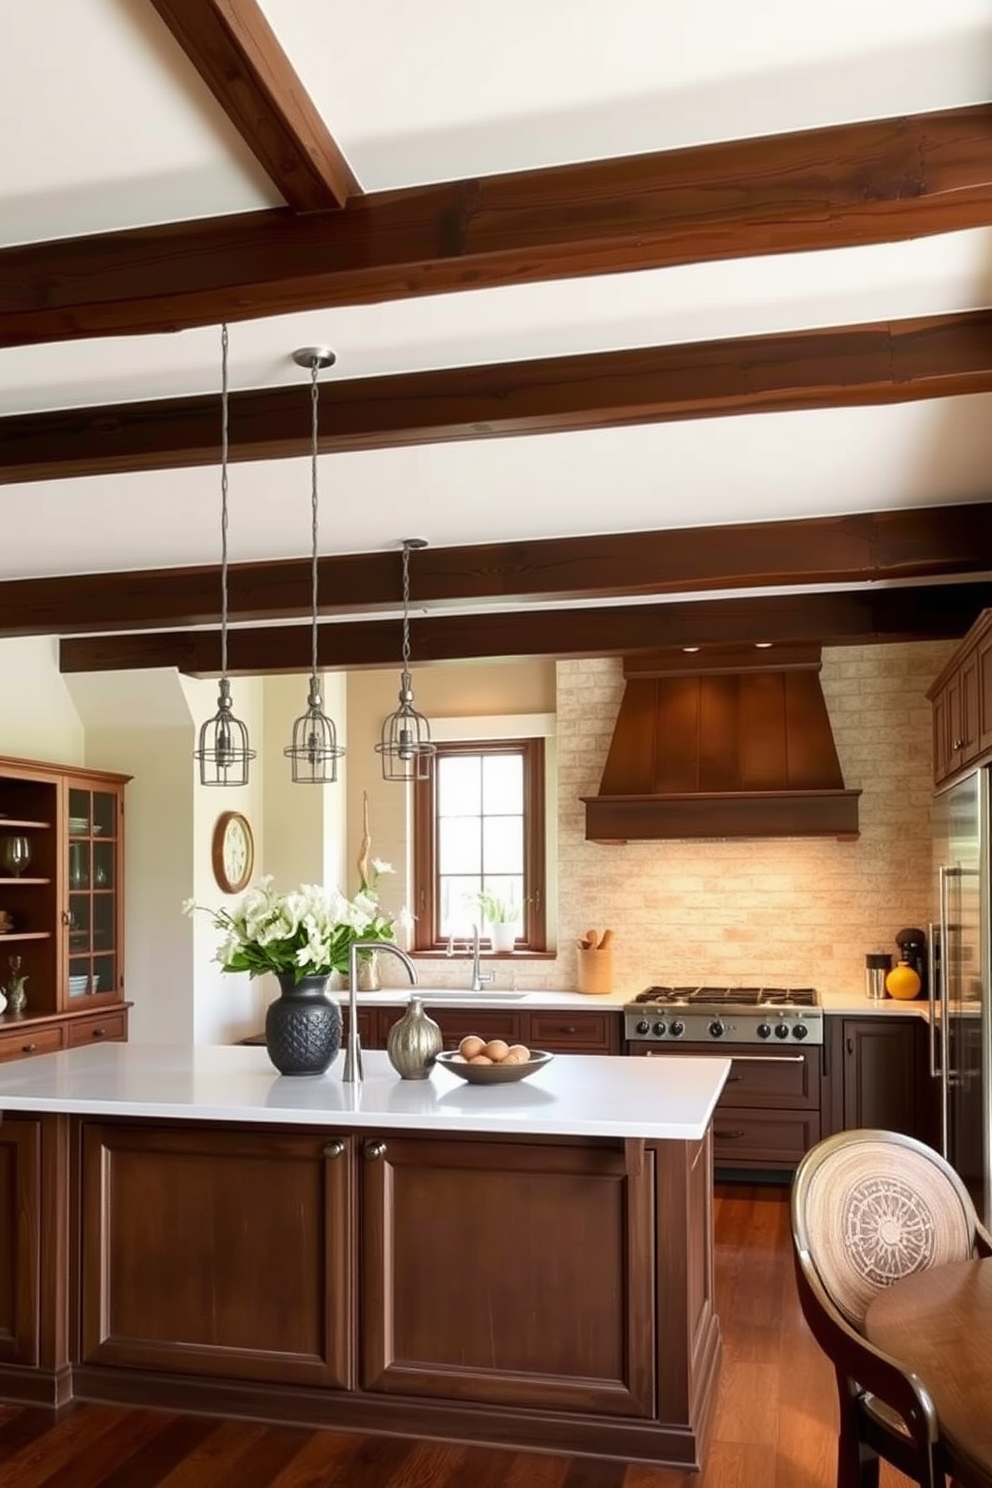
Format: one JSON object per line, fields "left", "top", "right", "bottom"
{"left": 953, "top": 737, "right": 964, "bottom": 751}
{"left": 560, "top": 1025, "right": 577, "bottom": 1035}
{"left": 22, "top": 1043, "right": 36, "bottom": 1053}
{"left": 91, "top": 1028, "right": 106, "bottom": 1038}
{"left": 364, "top": 1140, "right": 387, "bottom": 1161}
{"left": 323, "top": 1139, "right": 347, "bottom": 1159}
{"left": 846, "top": 1037, "right": 854, "bottom": 1054}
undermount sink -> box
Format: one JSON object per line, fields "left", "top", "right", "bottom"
{"left": 410, "top": 987, "right": 529, "bottom": 1002}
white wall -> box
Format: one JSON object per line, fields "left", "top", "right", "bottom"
{"left": 0, "top": 637, "right": 84, "bottom": 762}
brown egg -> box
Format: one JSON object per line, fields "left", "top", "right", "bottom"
{"left": 506, "top": 1044, "right": 531, "bottom": 1063}
{"left": 502, "top": 1050, "right": 527, "bottom": 1064}
{"left": 484, "top": 1039, "right": 510, "bottom": 1063}
{"left": 469, "top": 1053, "right": 494, "bottom": 1064}
{"left": 459, "top": 1034, "right": 487, "bottom": 1060}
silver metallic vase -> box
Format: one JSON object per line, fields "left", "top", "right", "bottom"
{"left": 386, "top": 996, "right": 442, "bottom": 1079}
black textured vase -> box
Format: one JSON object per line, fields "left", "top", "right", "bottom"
{"left": 265, "top": 973, "right": 341, "bottom": 1076}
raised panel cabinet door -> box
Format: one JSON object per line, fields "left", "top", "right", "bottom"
{"left": 525, "top": 1010, "right": 620, "bottom": 1054}
{"left": 79, "top": 1122, "right": 354, "bottom": 1388}
{"left": 959, "top": 647, "right": 981, "bottom": 765}
{"left": 0, "top": 1117, "right": 41, "bottom": 1369}
{"left": 979, "top": 627, "right": 992, "bottom": 754}
{"left": 360, "top": 1133, "right": 655, "bottom": 1417}
{"left": 841, "top": 1018, "right": 928, "bottom": 1139}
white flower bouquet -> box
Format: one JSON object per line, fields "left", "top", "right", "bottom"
{"left": 184, "top": 875, "right": 400, "bottom": 984}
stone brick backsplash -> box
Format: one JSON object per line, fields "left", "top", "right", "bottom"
{"left": 546, "top": 641, "right": 953, "bottom": 1001}
{"left": 387, "top": 642, "right": 954, "bottom": 1001}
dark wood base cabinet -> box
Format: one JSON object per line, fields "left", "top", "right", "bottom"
{"left": 629, "top": 1042, "right": 821, "bottom": 1171}
{"left": 0, "top": 1115, "right": 721, "bottom": 1470}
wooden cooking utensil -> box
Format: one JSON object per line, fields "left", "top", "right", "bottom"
{"left": 585, "top": 928, "right": 601, "bottom": 950}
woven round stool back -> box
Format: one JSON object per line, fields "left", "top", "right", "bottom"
{"left": 798, "top": 1135, "right": 975, "bottom": 1329}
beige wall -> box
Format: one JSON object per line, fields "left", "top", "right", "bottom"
{"left": 0, "top": 636, "right": 955, "bottom": 1017}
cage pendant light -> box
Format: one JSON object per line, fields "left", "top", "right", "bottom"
{"left": 284, "top": 347, "right": 345, "bottom": 785}
{"left": 376, "top": 538, "right": 437, "bottom": 782}
{"left": 194, "top": 323, "right": 256, "bottom": 786}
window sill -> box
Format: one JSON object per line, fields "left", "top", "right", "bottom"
{"left": 411, "top": 948, "right": 556, "bottom": 962}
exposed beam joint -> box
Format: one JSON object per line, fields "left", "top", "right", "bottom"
{"left": 6, "top": 311, "right": 992, "bottom": 484}
{"left": 147, "top": 0, "right": 360, "bottom": 211}
{"left": 3, "top": 103, "right": 992, "bottom": 346}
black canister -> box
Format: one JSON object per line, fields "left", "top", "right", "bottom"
{"left": 895, "top": 928, "right": 927, "bottom": 1000}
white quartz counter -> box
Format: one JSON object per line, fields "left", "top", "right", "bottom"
{"left": 0, "top": 1043, "right": 731, "bottom": 1142}
{"left": 363, "top": 986, "right": 931, "bottom": 1017}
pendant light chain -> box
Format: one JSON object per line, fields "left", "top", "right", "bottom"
{"left": 375, "top": 537, "right": 436, "bottom": 781}
{"left": 284, "top": 346, "right": 344, "bottom": 783}
{"left": 218, "top": 322, "right": 230, "bottom": 681}
{"left": 194, "top": 322, "right": 255, "bottom": 786}
{"left": 400, "top": 539, "right": 413, "bottom": 674}
{"left": 307, "top": 356, "right": 320, "bottom": 687}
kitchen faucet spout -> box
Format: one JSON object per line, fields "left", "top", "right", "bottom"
{"left": 471, "top": 923, "right": 495, "bottom": 994}
{"left": 343, "top": 940, "right": 418, "bottom": 1084}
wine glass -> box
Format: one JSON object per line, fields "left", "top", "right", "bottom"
{"left": 1, "top": 836, "right": 31, "bottom": 878}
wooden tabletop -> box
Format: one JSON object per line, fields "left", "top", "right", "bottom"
{"left": 864, "top": 1257, "right": 992, "bottom": 1488}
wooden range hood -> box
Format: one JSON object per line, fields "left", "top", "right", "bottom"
{"left": 583, "top": 646, "right": 861, "bottom": 843}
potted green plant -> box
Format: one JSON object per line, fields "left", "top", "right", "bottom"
{"left": 470, "top": 890, "right": 523, "bottom": 953}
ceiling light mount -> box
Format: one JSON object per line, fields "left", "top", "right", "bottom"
{"left": 194, "top": 323, "right": 256, "bottom": 787}
{"left": 284, "top": 345, "right": 345, "bottom": 784}
{"left": 376, "top": 537, "right": 436, "bottom": 783}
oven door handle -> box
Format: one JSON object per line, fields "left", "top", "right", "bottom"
{"left": 726, "top": 1053, "right": 806, "bottom": 1063}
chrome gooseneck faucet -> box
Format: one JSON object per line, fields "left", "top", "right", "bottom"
{"left": 470, "top": 923, "right": 494, "bottom": 993}
{"left": 444, "top": 925, "right": 495, "bottom": 993}
{"left": 342, "top": 939, "right": 418, "bottom": 1083}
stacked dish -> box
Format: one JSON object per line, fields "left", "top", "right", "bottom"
{"left": 68, "top": 973, "right": 99, "bottom": 995}
{"left": 68, "top": 816, "right": 89, "bottom": 834}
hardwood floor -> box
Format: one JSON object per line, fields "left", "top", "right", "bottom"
{"left": 0, "top": 1183, "right": 916, "bottom": 1488}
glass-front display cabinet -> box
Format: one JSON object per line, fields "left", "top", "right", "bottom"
{"left": 0, "top": 756, "right": 130, "bottom": 1041}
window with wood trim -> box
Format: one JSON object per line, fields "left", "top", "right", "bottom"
{"left": 412, "top": 739, "right": 547, "bottom": 952}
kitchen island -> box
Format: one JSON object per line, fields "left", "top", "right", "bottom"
{"left": 0, "top": 1043, "right": 728, "bottom": 1469}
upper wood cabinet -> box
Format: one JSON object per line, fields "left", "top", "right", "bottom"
{"left": 928, "top": 609, "right": 992, "bottom": 786}
{"left": 0, "top": 755, "right": 130, "bottom": 1036}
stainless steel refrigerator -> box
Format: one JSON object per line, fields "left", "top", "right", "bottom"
{"left": 931, "top": 767, "right": 991, "bottom": 1223}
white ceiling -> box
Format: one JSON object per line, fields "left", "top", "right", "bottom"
{"left": 2, "top": 0, "right": 992, "bottom": 584}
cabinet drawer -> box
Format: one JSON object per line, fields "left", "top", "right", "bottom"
{"left": 711, "top": 1108, "right": 821, "bottom": 1168}
{"left": 633, "top": 1042, "right": 819, "bottom": 1108}
{"left": 65, "top": 1010, "right": 128, "bottom": 1048}
{"left": 0, "top": 1024, "right": 64, "bottom": 1061}
{"left": 428, "top": 1009, "right": 523, "bottom": 1051}
{"left": 526, "top": 1011, "right": 620, "bottom": 1055}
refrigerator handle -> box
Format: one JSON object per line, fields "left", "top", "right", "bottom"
{"left": 927, "top": 919, "right": 940, "bottom": 1081}
{"left": 938, "top": 865, "right": 951, "bottom": 1159}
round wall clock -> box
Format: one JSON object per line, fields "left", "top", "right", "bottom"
{"left": 211, "top": 811, "right": 254, "bottom": 894}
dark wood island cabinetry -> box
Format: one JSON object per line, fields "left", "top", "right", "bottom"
{"left": 0, "top": 1044, "right": 727, "bottom": 1471}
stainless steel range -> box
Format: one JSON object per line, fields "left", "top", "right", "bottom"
{"left": 624, "top": 986, "right": 823, "bottom": 1047}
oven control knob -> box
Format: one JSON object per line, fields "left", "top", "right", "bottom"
{"left": 708, "top": 1021, "right": 725, "bottom": 1039}
{"left": 652, "top": 1020, "right": 667, "bottom": 1036}
{"left": 669, "top": 1020, "right": 685, "bottom": 1038}
{"left": 774, "top": 1023, "right": 791, "bottom": 1039}
{"left": 635, "top": 1020, "right": 650, "bottom": 1035}
{"left": 793, "top": 1023, "right": 808, "bottom": 1040}
{"left": 756, "top": 1023, "right": 772, "bottom": 1039}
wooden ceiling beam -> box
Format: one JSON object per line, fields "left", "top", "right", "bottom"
{"left": 57, "top": 582, "right": 992, "bottom": 675}
{"left": 146, "top": 0, "right": 360, "bottom": 211}
{"left": 7, "top": 309, "right": 992, "bottom": 484}
{"left": 3, "top": 103, "right": 992, "bottom": 346}
{"left": 0, "top": 504, "right": 987, "bottom": 639}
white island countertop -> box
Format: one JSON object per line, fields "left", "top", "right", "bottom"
{"left": 0, "top": 1042, "right": 730, "bottom": 1142}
